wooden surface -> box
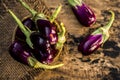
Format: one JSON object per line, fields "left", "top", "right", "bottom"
{"left": 0, "top": 0, "right": 120, "bottom": 80}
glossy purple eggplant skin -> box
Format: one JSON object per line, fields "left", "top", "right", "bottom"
{"left": 9, "top": 41, "right": 32, "bottom": 65}
{"left": 78, "top": 34, "right": 102, "bottom": 55}
{"left": 33, "top": 48, "right": 57, "bottom": 64}
{"left": 30, "top": 32, "right": 57, "bottom": 63}
{"left": 72, "top": 3, "right": 96, "bottom": 27}
{"left": 30, "top": 32, "right": 50, "bottom": 51}
{"left": 15, "top": 18, "right": 36, "bottom": 41}
{"left": 37, "top": 19, "right": 58, "bottom": 44}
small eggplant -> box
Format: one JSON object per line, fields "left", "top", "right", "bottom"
{"left": 22, "top": 18, "right": 36, "bottom": 30}
{"left": 78, "top": 11, "right": 115, "bottom": 55}
{"left": 33, "top": 48, "right": 57, "bottom": 64}
{"left": 37, "top": 19, "right": 58, "bottom": 44}
{"left": 9, "top": 41, "right": 32, "bottom": 65}
{"left": 78, "top": 34, "right": 102, "bottom": 55}
{"left": 68, "top": 0, "right": 96, "bottom": 27}
{"left": 15, "top": 18, "right": 36, "bottom": 41}
{"left": 30, "top": 32, "right": 50, "bottom": 51}
{"left": 30, "top": 32, "right": 58, "bottom": 64}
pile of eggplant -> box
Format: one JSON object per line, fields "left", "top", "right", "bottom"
{"left": 9, "top": 0, "right": 66, "bottom": 69}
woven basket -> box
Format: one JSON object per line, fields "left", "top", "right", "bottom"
{"left": 0, "top": 0, "right": 66, "bottom": 80}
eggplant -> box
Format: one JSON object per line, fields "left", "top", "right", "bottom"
{"left": 78, "top": 11, "right": 115, "bottom": 55}
{"left": 9, "top": 41, "right": 32, "bottom": 65}
{"left": 68, "top": 0, "right": 96, "bottom": 27}
{"left": 30, "top": 32, "right": 50, "bottom": 50}
{"left": 15, "top": 18, "right": 36, "bottom": 41}
{"left": 22, "top": 18, "right": 36, "bottom": 30}
{"left": 78, "top": 34, "right": 102, "bottom": 55}
{"left": 37, "top": 19, "right": 58, "bottom": 44}
{"left": 33, "top": 48, "right": 57, "bottom": 64}
{"left": 30, "top": 32, "right": 57, "bottom": 64}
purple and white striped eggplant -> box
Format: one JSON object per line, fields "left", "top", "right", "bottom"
{"left": 78, "top": 11, "right": 115, "bottom": 55}
{"left": 68, "top": 0, "right": 96, "bottom": 27}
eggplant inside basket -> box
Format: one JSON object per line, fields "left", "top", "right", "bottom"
{"left": 0, "top": 0, "right": 66, "bottom": 79}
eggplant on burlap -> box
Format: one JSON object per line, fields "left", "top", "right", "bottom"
{"left": 0, "top": 0, "right": 120, "bottom": 80}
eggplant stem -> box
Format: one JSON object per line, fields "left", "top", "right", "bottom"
{"left": 34, "top": 62, "right": 64, "bottom": 69}
{"left": 8, "top": 10, "right": 30, "bottom": 34}
{"left": 8, "top": 10, "right": 33, "bottom": 48}
{"left": 103, "top": 11, "right": 115, "bottom": 31}
{"left": 92, "top": 11, "right": 115, "bottom": 35}
{"left": 91, "top": 11, "right": 115, "bottom": 45}
{"left": 53, "top": 20, "right": 62, "bottom": 32}
{"left": 53, "top": 46, "right": 63, "bottom": 63}
{"left": 49, "top": 5, "right": 62, "bottom": 23}
{"left": 56, "top": 23, "right": 66, "bottom": 50}
{"left": 18, "top": 0, "right": 37, "bottom": 17}
{"left": 28, "top": 57, "right": 63, "bottom": 69}
{"left": 68, "top": 0, "right": 82, "bottom": 7}
{"left": 33, "top": 13, "right": 47, "bottom": 22}
{"left": 18, "top": 0, "right": 46, "bottom": 20}
{"left": 100, "top": 27, "right": 110, "bottom": 44}
{"left": 60, "top": 23, "right": 66, "bottom": 36}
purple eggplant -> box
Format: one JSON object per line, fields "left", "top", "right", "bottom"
{"left": 33, "top": 49, "right": 49, "bottom": 63}
{"left": 78, "top": 11, "right": 115, "bottom": 55}
{"left": 22, "top": 18, "right": 36, "bottom": 30}
{"left": 30, "top": 32, "right": 57, "bottom": 64}
{"left": 78, "top": 34, "right": 102, "bottom": 55}
{"left": 15, "top": 18, "right": 36, "bottom": 41}
{"left": 30, "top": 32, "right": 50, "bottom": 51}
{"left": 68, "top": 0, "right": 96, "bottom": 27}
{"left": 45, "top": 49, "right": 57, "bottom": 63}
{"left": 37, "top": 19, "right": 58, "bottom": 44}
{"left": 33, "top": 48, "right": 57, "bottom": 64}
{"left": 9, "top": 41, "right": 32, "bottom": 65}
